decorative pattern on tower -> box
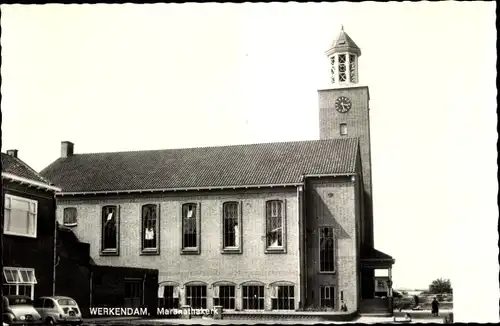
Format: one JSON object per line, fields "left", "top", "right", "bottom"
{"left": 325, "top": 26, "right": 361, "bottom": 85}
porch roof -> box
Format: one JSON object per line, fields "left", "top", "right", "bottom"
{"left": 361, "top": 245, "right": 395, "bottom": 268}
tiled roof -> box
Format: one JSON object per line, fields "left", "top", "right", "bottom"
{"left": 1, "top": 153, "right": 53, "bottom": 186}
{"left": 328, "top": 26, "right": 361, "bottom": 56}
{"left": 40, "top": 138, "right": 359, "bottom": 193}
{"left": 361, "top": 245, "right": 394, "bottom": 261}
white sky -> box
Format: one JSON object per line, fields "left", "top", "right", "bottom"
{"left": 1, "top": 2, "right": 498, "bottom": 321}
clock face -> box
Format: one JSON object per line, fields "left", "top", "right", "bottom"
{"left": 335, "top": 96, "right": 352, "bottom": 113}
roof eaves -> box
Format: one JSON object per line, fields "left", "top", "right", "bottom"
{"left": 2, "top": 172, "right": 62, "bottom": 192}
{"left": 56, "top": 182, "right": 305, "bottom": 196}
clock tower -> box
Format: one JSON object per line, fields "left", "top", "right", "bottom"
{"left": 318, "top": 26, "right": 374, "bottom": 247}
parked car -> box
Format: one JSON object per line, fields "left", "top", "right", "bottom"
{"left": 2, "top": 295, "right": 43, "bottom": 325}
{"left": 33, "top": 296, "right": 82, "bottom": 325}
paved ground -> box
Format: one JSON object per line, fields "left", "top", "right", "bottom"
{"left": 82, "top": 315, "right": 446, "bottom": 325}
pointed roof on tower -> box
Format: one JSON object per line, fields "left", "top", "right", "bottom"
{"left": 326, "top": 25, "right": 361, "bottom": 57}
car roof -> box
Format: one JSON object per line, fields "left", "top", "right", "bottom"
{"left": 3, "top": 295, "right": 31, "bottom": 299}
{"left": 38, "top": 296, "right": 75, "bottom": 300}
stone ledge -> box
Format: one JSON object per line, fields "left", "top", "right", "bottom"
{"left": 222, "top": 311, "right": 358, "bottom": 321}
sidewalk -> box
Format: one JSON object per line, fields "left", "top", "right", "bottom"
{"left": 82, "top": 315, "right": 445, "bottom": 325}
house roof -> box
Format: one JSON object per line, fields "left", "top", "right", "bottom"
{"left": 40, "top": 138, "right": 360, "bottom": 194}
{"left": 1, "top": 153, "right": 59, "bottom": 191}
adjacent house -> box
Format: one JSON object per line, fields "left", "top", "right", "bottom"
{"left": 1, "top": 150, "right": 60, "bottom": 300}
{"left": 40, "top": 27, "right": 395, "bottom": 315}
{"left": 1, "top": 150, "right": 158, "bottom": 317}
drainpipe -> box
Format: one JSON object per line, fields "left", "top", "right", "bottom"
{"left": 143, "top": 273, "right": 146, "bottom": 306}
{"left": 53, "top": 193, "right": 58, "bottom": 296}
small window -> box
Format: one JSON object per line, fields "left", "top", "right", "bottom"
{"left": 63, "top": 208, "right": 77, "bottom": 226}
{"left": 340, "top": 123, "right": 347, "bottom": 136}
{"left": 222, "top": 202, "right": 242, "bottom": 253}
{"left": 338, "top": 54, "right": 347, "bottom": 82}
{"left": 265, "top": 200, "right": 286, "bottom": 253}
{"left": 43, "top": 299, "right": 55, "bottom": 309}
{"left": 158, "top": 285, "right": 180, "bottom": 309}
{"left": 271, "top": 285, "right": 295, "bottom": 310}
{"left": 320, "top": 286, "right": 335, "bottom": 308}
{"left": 349, "top": 54, "right": 356, "bottom": 83}
{"left": 3, "top": 194, "right": 37, "bottom": 238}
{"left": 213, "top": 285, "right": 235, "bottom": 310}
{"left": 242, "top": 285, "right": 265, "bottom": 310}
{"left": 101, "top": 205, "right": 119, "bottom": 255}
{"left": 185, "top": 285, "right": 207, "bottom": 309}
{"left": 181, "top": 203, "right": 200, "bottom": 254}
{"left": 141, "top": 204, "right": 159, "bottom": 254}
{"left": 319, "top": 227, "right": 335, "bottom": 273}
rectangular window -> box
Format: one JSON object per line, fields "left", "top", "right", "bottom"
{"left": 349, "top": 54, "right": 356, "bottom": 83}
{"left": 319, "top": 227, "right": 335, "bottom": 272}
{"left": 338, "top": 54, "right": 347, "bottom": 82}
{"left": 63, "top": 207, "right": 77, "bottom": 226}
{"left": 222, "top": 202, "right": 242, "bottom": 253}
{"left": 320, "top": 286, "right": 335, "bottom": 308}
{"left": 340, "top": 123, "right": 347, "bottom": 136}
{"left": 272, "top": 285, "right": 295, "bottom": 310}
{"left": 330, "top": 55, "right": 336, "bottom": 83}
{"left": 181, "top": 203, "right": 200, "bottom": 254}
{"left": 101, "top": 205, "right": 119, "bottom": 255}
{"left": 213, "top": 285, "right": 235, "bottom": 310}
{"left": 242, "top": 285, "right": 265, "bottom": 310}
{"left": 4, "top": 194, "right": 37, "bottom": 238}
{"left": 185, "top": 285, "right": 207, "bottom": 309}
{"left": 141, "top": 204, "right": 159, "bottom": 254}
{"left": 265, "top": 200, "right": 286, "bottom": 253}
{"left": 2, "top": 267, "right": 37, "bottom": 299}
{"left": 159, "top": 285, "right": 179, "bottom": 309}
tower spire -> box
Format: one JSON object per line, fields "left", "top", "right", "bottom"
{"left": 325, "top": 26, "right": 361, "bottom": 85}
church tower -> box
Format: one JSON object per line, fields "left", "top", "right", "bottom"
{"left": 318, "top": 26, "right": 374, "bottom": 247}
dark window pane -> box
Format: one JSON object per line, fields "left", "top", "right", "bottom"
{"left": 102, "top": 206, "right": 117, "bottom": 250}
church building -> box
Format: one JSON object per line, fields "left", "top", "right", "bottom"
{"left": 41, "top": 27, "right": 394, "bottom": 315}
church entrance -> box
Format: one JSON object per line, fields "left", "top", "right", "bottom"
{"left": 360, "top": 246, "right": 395, "bottom": 315}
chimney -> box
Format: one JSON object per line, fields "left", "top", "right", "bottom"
{"left": 61, "top": 141, "right": 74, "bottom": 158}
{"left": 6, "top": 150, "right": 18, "bottom": 158}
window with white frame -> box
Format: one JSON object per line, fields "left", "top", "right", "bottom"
{"left": 141, "top": 204, "right": 159, "bottom": 254}
{"left": 182, "top": 203, "right": 200, "bottom": 253}
{"left": 271, "top": 285, "right": 295, "bottom": 310}
{"left": 185, "top": 285, "right": 207, "bottom": 309}
{"left": 101, "top": 205, "right": 119, "bottom": 254}
{"left": 319, "top": 227, "right": 335, "bottom": 272}
{"left": 265, "top": 200, "right": 285, "bottom": 251}
{"left": 2, "top": 267, "right": 37, "bottom": 299}
{"left": 3, "top": 194, "right": 37, "bottom": 238}
{"left": 320, "top": 285, "right": 335, "bottom": 308}
{"left": 213, "top": 285, "right": 235, "bottom": 310}
{"left": 242, "top": 285, "right": 265, "bottom": 310}
{"left": 63, "top": 207, "right": 77, "bottom": 226}
{"left": 222, "top": 202, "right": 241, "bottom": 252}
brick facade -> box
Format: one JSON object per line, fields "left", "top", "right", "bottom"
{"left": 304, "top": 176, "right": 361, "bottom": 311}
{"left": 318, "top": 85, "right": 374, "bottom": 247}
{"left": 56, "top": 187, "right": 302, "bottom": 311}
